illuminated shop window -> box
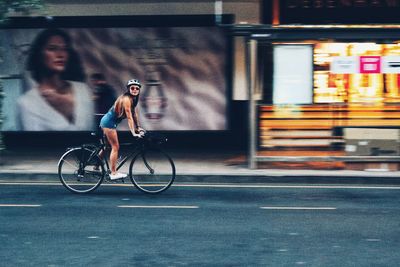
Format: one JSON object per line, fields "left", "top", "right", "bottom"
{"left": 313, "top": 43, "right": 400, "bottom": 103}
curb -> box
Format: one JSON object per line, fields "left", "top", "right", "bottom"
{"left": 1, "top": 172, "right": 400, "bottom": 185}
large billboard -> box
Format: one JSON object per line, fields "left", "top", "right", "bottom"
{"left": 0, "top": 19, "right": 228, "bottom": 131}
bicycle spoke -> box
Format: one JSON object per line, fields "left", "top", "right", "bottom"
{"left": 130, "top": 148, "right": 175, "bottom": 194}
{"left": 58, "top": 148, "right": 104, "bottom": 193}
{"left": 62, "top": 158, "right": 79, "bottom": 169}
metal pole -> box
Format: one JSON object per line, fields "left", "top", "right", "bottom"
{"left": 246, "top": 37, "right": 256, "bottom": 169}
{"left": 214, "top": 0, "right": 222, "bottom": 25}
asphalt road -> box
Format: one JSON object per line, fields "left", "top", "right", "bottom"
{"left": 0, "top": 181, "right": 399, "bottom": 267}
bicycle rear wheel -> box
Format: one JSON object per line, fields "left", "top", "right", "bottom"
{"left": 129, "top": 148, "right": 175, "bottom": 194}
{"left": 58, "top": 147, "right": 105, "bottom": 193}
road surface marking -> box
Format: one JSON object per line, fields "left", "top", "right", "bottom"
{"left": 176, "top": 184, "right": 400, "bottom": 189}
{"left": 118, "top": 205, "right": 199, "bottom": 209}
{"left": 0, "top": 204, "right": 41, "bottom": 207}
{"left": 1, "top": 181, "right": 400, "bottom": 190}
{"left": 260, "top": 206, "right": 336, "bottom": 210}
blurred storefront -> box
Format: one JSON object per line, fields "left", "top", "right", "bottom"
{"left": 241, "top": 0, "right": 400, "bottom": 168}
{"left": 261, "top": 0, "right": 400, "bottom": 105}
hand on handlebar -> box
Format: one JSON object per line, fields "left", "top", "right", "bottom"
{"left": 132, "top": 132, "right": 143, "bottom": 138}
{"left": 132, "top": 127, "right": 146, "bottom": 138}
{"left": 138, "top": 127, "right": 146, "bottom": 136}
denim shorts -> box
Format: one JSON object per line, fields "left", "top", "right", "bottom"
{"left": 99, "top": 111, "right": 118, "bottom": 129}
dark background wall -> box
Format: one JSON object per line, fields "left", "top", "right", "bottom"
{"left": 3, "top": 101, "right": 248, "bottom": 151}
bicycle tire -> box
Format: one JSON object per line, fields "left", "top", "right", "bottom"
{"left": 58, "top": 147, "right": 105, "bottom": 193}
{"left": 129, "top": 147, "right": 176, "bottom": 194}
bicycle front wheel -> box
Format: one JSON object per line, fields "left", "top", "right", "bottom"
{"left": 129, "top": 148, "right": 176, "bottom": 194}
{"left": 58, "top": 147, "right": 105, "bottom": 193}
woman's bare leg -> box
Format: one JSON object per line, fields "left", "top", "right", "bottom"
{"left": 102, "top": 128, "right": 119, "bottom": 174}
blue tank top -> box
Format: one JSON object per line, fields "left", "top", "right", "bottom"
{"left": 99, "top": 96, "right": 137, "bottom": 129}
{"left": 99, "top": 107, "right": 123, "bottom": 129}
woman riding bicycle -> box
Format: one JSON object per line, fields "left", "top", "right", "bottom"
{"left": 100, "top": 79, "right": 144, "bottom": 180}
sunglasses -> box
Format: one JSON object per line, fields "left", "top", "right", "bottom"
{"left": 129, "top": 86, "right": 140, "bottom": 91}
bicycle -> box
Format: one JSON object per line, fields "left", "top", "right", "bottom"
{"left": 57, "top": 131, "right": 176, "bottom": 194}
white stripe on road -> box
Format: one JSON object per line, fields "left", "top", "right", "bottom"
{"left": 118, "top": 205, "right": 199, "bottom": 209}
{"left": 1, "top": 181, "right": 400, "bottom": 190}
{"left": 0, "top": 204, "right": 41, "bottom": 207}
{"left": 176, "top": 184, "right": 400, "bottom": 190}
{"left": 260, "top": 206, "right": 336, "bottom": 210}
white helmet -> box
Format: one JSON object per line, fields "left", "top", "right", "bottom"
{"left": 126, "top": 79, "right": 142, "bottom": 89}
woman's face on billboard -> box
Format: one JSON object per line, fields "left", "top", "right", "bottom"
{"left": 42, "top": 35, "right": 69, "bottom": 73}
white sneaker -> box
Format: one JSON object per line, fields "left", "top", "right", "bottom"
{"left": 109, "top": 172, "right": 127, "bottom": 180}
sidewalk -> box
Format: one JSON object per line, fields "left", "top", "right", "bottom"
{"left": 1, "top": 147, "right": 400, "bottom": 185}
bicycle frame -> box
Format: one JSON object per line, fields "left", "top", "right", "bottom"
{"left": 108, "top": 140, "right": 156, "bottom": 176}
{"left": 115, "top": 142, "right": 142, "bottom": 172}
{"left": 82, "top": 138, "right": 145, "bottom": 175}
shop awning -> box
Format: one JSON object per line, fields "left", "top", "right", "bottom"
{"left": 228, "top": 24, "right": 400, "bottom": 42}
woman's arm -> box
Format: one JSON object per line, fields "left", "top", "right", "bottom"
{"left": 123, "top": 97, "right": 140, "bottom": 136}
{"left": 133, "top": 106, "right": 141, "bottom": 130}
